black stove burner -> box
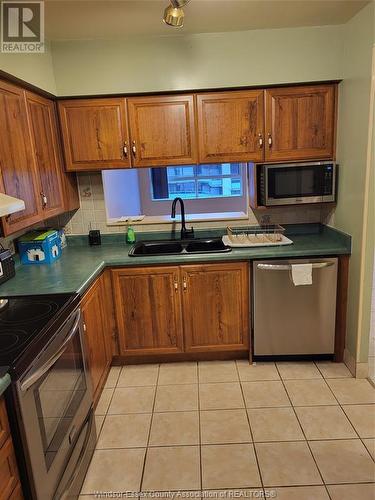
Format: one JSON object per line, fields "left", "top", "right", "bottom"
{"left": 0, "top": 330, "right": 28, "bottom": 354}
{"left": 0, "top": 293, "right": 78, "bottom": 373}
{"left": 0, "top": 300, "right": 59, "bottom": 325}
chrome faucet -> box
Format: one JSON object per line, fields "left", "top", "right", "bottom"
{"left": 171, "top": 197, "right": 194, "bottom": 240}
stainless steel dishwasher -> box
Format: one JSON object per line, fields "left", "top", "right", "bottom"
{"left": 253, "top": 258, "right": 338, "bottom": 357}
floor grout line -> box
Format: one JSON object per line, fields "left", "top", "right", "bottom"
{"left": 315, "top": 368, "right": 375, "bottom": 465}
{"left": 85, "top": 361, "right": 375, "bottom": 495}
{"left": 235, "top": 360, "right": 265, "bottom": 495}
{"left": 139, "top": 363, "right": 160, "bottom": 493}
{"left": 274, "top": 362, "right": 328, "bottom": 490}
{"left": 197, "top": 361, "right": 203, "bottom": 491}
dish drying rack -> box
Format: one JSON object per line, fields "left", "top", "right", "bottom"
{"left": 222, "top": 224, "right": 293, "bottom": 247}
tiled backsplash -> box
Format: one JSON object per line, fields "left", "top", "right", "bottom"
{"left": 0, "top": 172, "right": 335, "bottom": 253}
{"left": 65, "top": 173, "right": 335, "bottom": 234}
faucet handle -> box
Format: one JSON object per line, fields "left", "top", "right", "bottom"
{"left": 182, "top": 227, "right": 194, "bottom": 239}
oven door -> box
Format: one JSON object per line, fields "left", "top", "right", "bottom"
{"left": 264, "top": 163, "right": 335, "bottom": 205}
{"left": 16, "top": 308, "right": 93, "bottom": 500}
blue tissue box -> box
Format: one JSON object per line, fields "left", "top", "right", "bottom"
{"left": 18, "top": 230, "right": 62, "bottom": 265}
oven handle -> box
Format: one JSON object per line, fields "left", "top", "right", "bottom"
{"left": 20, "top": 309, "right": 81, "bottom": 392}
{"left": 257, "top": 262, "right": 334, "bottom": 271}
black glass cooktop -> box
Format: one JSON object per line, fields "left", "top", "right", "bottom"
{"left": 0, "top": 294, "right": 78, "bottom": 370}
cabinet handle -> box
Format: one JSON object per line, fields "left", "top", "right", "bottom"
{"left": 268, "top": 133, "right": 272, "bottom": 148}
{"left": 132, "top": 141, "right": 137, "bottom": 157}
{"left": 258, "top": 133, "right": 263, "bottom": 148}
{"left": 83, "top": 323, "right": 87, "bottom": 332}
{"left": 174, "top": 278, "right": 179, "bottom": 292}
{"left": 41, "top": 192, "right": 47, "bottom": 208}
{"left": 183, "top": 277, "right": 187, "bottom": 291}
{"left": 123, "top": 142, "right": 128, "bottom": 157}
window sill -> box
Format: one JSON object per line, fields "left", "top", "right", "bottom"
{"left": 107, "top": 212, "right": 249, "bottom": 226}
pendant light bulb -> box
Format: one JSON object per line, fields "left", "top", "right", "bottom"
{"left": 163, "top": 4, "right": 185, "bottom": 27}
{"left": 170, "top": 0, "right": 190, "bottom": 7}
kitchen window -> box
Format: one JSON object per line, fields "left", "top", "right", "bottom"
{"left": 102, "top": 163, "right": 249, "bottom": 224}
{"left": 151, "top": 164, "right": 243, "bottom": 200}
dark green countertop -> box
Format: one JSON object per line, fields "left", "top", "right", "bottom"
{"left": 0, "top": 224, "right": 351, "bottom": 298}
{"left": 0, "top": 368, "right": 11, "bottom": 397}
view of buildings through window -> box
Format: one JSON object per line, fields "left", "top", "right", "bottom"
{"left": 151, "top": 164, "right": 243, "bottom": 200}
{"left": 102, "top": 163, "right": 248, "bottom": 220}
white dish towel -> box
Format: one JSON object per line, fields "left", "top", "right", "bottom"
{"left": 291, "top": 263, "right": 313, "bottom": 286}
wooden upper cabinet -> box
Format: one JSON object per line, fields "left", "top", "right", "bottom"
{"left": 58, "top": 98, "right": 131, "bottom": 171}
{"left": 181, "top": 262, "right": 249, "bottom": 353}
{"left": 196, "top": 90, "right": 265, "bottom": 163}
{"left": 127, "top": 95, "right": 197, "bottom": 167}
{"left": 265, "top": 84, "right": 336, "bottom": 162}
{"left": 56, "top": 84, "right": 337, "bottom": 172}
{"left": 0, "top": 81, "right": 42, "bottom": 235}
{"left": 112, "top": 267, "right": 184, "bottom": 355}
{"left": 26, "top": 92, "right": 65, "bottom": 219}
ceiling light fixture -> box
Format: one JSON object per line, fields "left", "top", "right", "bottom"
{"left": 163, "top": 0, "right": 191, "bottom": 28}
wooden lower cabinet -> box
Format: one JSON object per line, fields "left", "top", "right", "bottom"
{"left": 0, "top": 399, "right": 9, "bottom": 450}
{"left": 112, "top": 267, "right": 184, "bottom": 355}
{"left": 112, "top": 262, "right": 250, "bottom": 358}
{"left": 81, "top": 272, "right": 113, "bottom": 405}
{"left": 182, "top": 263, "right": 249, "bottom": 352}
{"left": 0, "top": 398, "right": 22, "bottom": 500}
{"left": 8, "top": 484, "right": 22, "bottom": 500}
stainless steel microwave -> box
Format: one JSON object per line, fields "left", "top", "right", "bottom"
{"left": 257, "top": 161, "right": 337, "bottom": 206}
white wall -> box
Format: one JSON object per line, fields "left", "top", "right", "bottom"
{"left": 0, "top": 41, "right": 56, "bottom": 94}
{"left": 335, "top": 2, "right": 374, "bottom": 364}
{"left": 51, "top": 25, "right": 342, "bottom": 96}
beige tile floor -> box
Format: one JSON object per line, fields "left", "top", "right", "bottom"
{"left": 80, "top": 360, "right": 375, "bottom": 499}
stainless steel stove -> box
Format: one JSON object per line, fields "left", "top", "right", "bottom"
{"left": 1, "top": 294, "right": 96, "bottom": 500}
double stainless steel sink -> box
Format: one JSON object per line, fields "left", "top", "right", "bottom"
{"left": 129, "top": 238, "right": 231, "bottom": 256}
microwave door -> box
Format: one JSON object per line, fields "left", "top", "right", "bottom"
{"left": 266, "top": 165, "right": 327, "bottom": 205}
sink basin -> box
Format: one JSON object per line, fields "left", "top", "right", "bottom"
{"left": 129, "top": 241, "right": 183, "bottom": 256}
{"left": 129, "top": 238, "right": 231, "bottom": 256}
{"left": 185, "top": 239, "right": 230, "bottom": 253}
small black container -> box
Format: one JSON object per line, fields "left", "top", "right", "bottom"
{"left": 88, "top": 230, "right": 101, "bottom": 246}
{"left": 0, "top": 245, "right": 15, "bottom": 285}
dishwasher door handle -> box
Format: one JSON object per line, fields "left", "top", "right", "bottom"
{"left": 257, "top": 262, "right": 334, "bottom": 271}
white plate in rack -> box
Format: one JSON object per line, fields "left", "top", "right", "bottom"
{"left": 222, "top": 234, "right": 294, "bottom": 248}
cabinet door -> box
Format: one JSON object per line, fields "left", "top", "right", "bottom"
{"left": 9, "top": 483, "right": 23, "bottom": 500}
{"left": 196, "top": 91, "right": 264, "bottom": 163}
{"left": 26, "top": 92, "right": 65, "bottom": 219}
{"left": 181, "top": 262, "right": 249, "bottom": 353}
{"left": 100, "top": 270, "right": 118, "bottom": 358}
{"left": 112, "top": 267, "right": 184, "bottom": 355}
{"left": 81, "top": 277, "right": 111, "bottom": 403}
{"left": 0, "top": 81, "right": 42, "bottom": 236}
{"left": 58, "top": 98, "right": 131, "bottom": 171}
{"left": 128, "top": 95, "right": 197, "bottom": 167}
{"left": 0, "top": 438, "right": 20, "bottom": 500}
{"left": 265, "top": 85, "right": 336, "bottom": 161}
{"left": 61, "top": 170, "right": 80, "bottom": 212}
{"left": 0, "top": 399, "right": 9, "bottom": 450}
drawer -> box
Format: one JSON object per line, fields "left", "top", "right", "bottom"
{"left": 0, "top": 438, "right": 20, "bottom": 500}
{"left": 0, "top": 399, "right": 10, "bottom": 449}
